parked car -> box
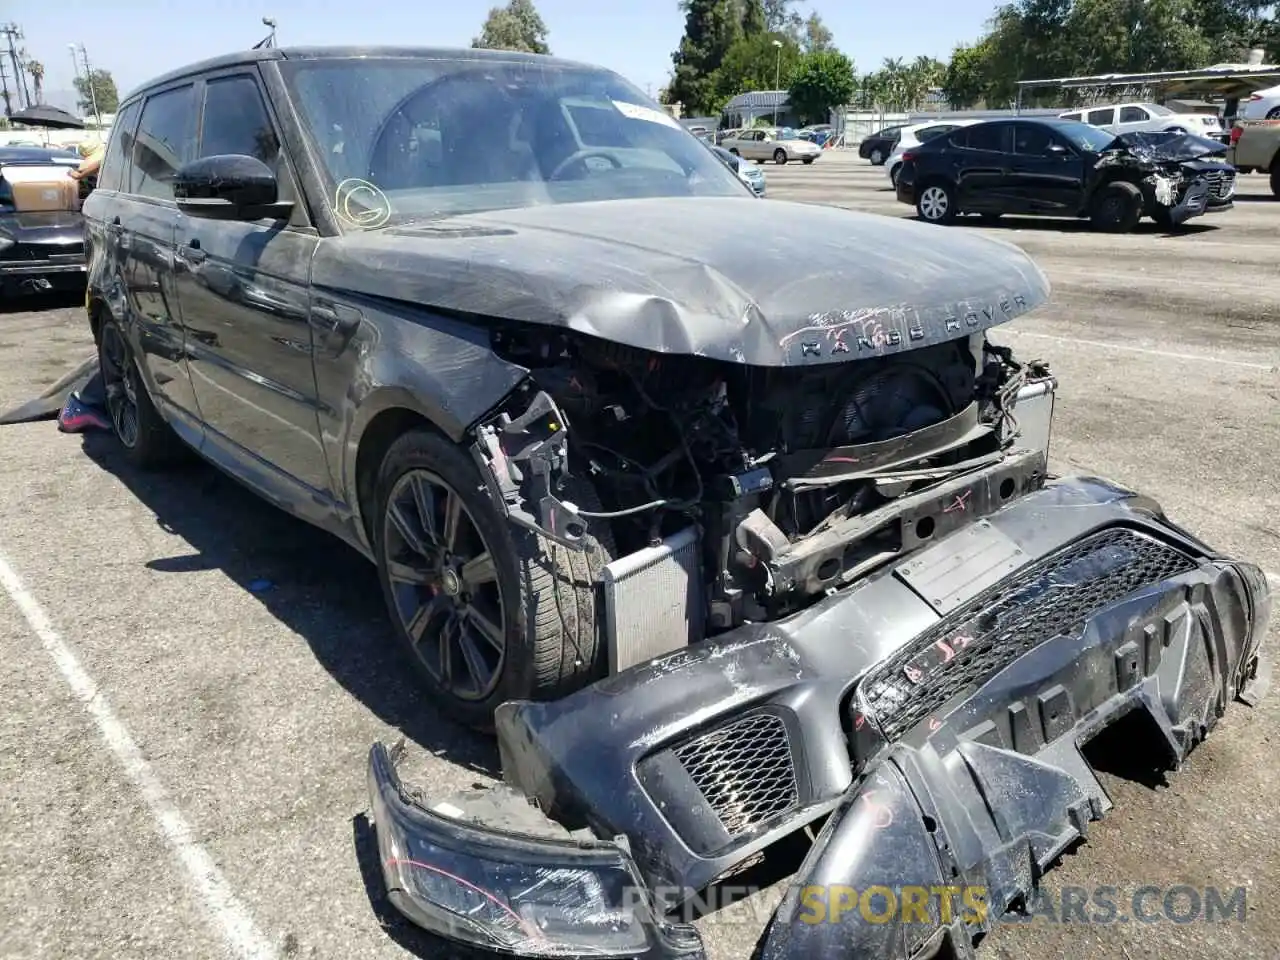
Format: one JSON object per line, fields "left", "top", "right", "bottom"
{"left": 897, "top": 117, "right": 1236, "bottom": 230}
{"left": 885, "top": 119, "right": 982, "bottom": 187}
{"left": 1241, "top": 83, "right": 1280, "bottom": 120}
{"left": 708, "top": 142, "right": 767, "bottom": 196}
{"left": 1228, "top": 119, "right": 1280, "bottom": 193}
{"left": 0, "top": 145, "right": 89, "bottom": 296}
{"left": 1058, "top": 101, "right": 1222, "bottom": 137}
{"left": 84, "top": 46, "right": 1270, "bottom": 960}
{"left": 721, "top": 126, "right": 822, "bottom": 164}
{"left": 858, "top": 124, "right": 904, "bottom": 164}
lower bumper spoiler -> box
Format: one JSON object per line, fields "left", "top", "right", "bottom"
{"left": 366, "top": 486, "right": 1271, "bottom": 959}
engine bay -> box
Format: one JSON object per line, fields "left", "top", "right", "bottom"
{"left": 476, "top": 326, "right": 1052, "bottom": 635}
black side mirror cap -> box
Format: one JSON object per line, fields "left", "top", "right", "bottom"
{"left": 173, "top": 154, "right": 294, "bottom": 222}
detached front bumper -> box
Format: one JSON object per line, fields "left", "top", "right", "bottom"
{"left": 368, "top": 478, "right": 1270, "bottom": 959}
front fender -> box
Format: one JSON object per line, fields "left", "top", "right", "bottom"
{"left": 329, "top": 297, "right": 528, "bottom": 548}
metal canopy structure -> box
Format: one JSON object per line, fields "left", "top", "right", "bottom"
{"left": 1014, "top": 63, "right": 1280, "bottom": 110}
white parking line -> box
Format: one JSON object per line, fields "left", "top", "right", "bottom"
{"left": 1002, "top": 328, "right": 1278, "bottom": 372}
{"left": 0, "top": 548, "right": 278, "bottom": 960}
{"left": 1268, "top": 571, "right": 1279, "bottom": 589}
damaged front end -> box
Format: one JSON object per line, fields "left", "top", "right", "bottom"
{"left": 1097, "top": 130, "right": 1236, "bottom": 226}
{"left": 362, "top": 200, "right": 1269, "bottom": 958}
{"left": 368, "top": 480, "right": 1271, "bottom": 958}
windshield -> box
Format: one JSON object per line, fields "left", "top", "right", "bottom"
{"left": 1053, "top": 120, "right": 1117, "bottom": 151}
{"left": 279, "top": 56, "right": 747, "bottom": 227}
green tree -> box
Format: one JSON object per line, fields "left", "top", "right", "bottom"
{"left": 25, "top": 59, "right": 44, "bottom": 104}
{"left": 740, "top": 0, "right": 767, "bottom": 36}
{"left": 712, "top": 31, "right": 802, "bottom": 102}
{"left": 73, "top": 69, "right": 118, "bottom": 115}
{"left": 763, "top": 0, "right": 805, "bottom": 40}
{"left": 802, "top": 12, "right": 835, "bottom": 52}
{"left": 668, "top": 0, "right": 743, "bottom": 115}
{"left": 472, "top": 0, "right": 551, "bottom": 54}
{"left": 788, "top": 49, "right": 856, "bottom": 125}
{"left": 942, "top": 42, "right": 993, "bottom": 108}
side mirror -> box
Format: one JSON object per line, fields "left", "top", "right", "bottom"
{"left": 173, "top": 154, "right": 294, "bottom": 222}
{"left": 1046, "top": 142, "right": 1069, "bottom": 155}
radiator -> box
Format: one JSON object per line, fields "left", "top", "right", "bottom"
{"left": 601, "top": 526, "right": 704, "bottom": 674}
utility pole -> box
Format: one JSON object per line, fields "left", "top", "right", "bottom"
{"left": 0, "top": 58, "right": 11, "bottom": 119}
{"left": 72, "top": 42, "right": 101, "bottom": 126}
{"left": 1, "top": 24, "right": 28, "bottom": 110}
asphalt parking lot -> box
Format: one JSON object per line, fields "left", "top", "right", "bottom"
{"left": 1, "top": 150, "right": 1277, "bottom": 960}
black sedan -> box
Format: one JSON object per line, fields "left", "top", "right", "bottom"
{"left": 895, "top": 117, "right": 1236, "bottom": 231}
{"left": 857, "top": 124, "right": 903, "bottom": 165}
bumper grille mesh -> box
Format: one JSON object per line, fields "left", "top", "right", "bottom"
{"left": 672, "top": 711, "right": 798, "bottom": 837}
{"left": 862, "top": 527, "right": 1197, "bottom": 740}
{"left": 1203, "top": 169, "right": 1235, "bottom": 201}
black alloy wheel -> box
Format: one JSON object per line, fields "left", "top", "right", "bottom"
{"left": 381, "top": 467, "right": 507, "bottom": 702}
{"left": 99, "top": 322, "right": 141, "bottom": 449}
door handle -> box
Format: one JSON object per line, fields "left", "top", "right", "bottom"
{"left": 179, "top": 240, "right": 207, "bottom": 265}
{"left": 311, "top": 300, "right": 362, "bottom": 338}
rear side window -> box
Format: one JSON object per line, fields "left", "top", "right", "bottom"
{"left": 98, "top": 100, "right": 140, "bottom": 192}
{"left": 1087, "top": 107, "right": 1114, "bottom": 126}
{"left": 131, "top": 85, "right": 196, "bottom": 200}
{"left": 1061, "top": 112, "right": 1081, "bottom": 121}
{"left": 1119, "top": 106, "right": 1149, "bottom": 123}
{"left": 198, "top": 75, "right": 281, "bottom": 166}
{"left": 962, "top": 124, "right": 1007, "bottom": 152}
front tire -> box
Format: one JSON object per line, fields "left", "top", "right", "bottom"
{"left": 915, "top": 182, "right": 957, "bottom": 224}
{"left": 96, "top": 318, "right": 182, "bottom": 469}
{"left": 1090, "top": 181, "right": 1143, "bottom": 232}
{"left": 773, "top": 148, "right": 787, "bottom": 164}
{"left": 869, "top": 148, "right": 885, "bottom": 165}
{"left": 373, "top": 427, "right": 613, "bottom": 729}
{"left": 1270, "top": 160, "right": 1280, "bottom": 197}
{"left": 1265, "top": 107, "right": 1280, "bottom": 120}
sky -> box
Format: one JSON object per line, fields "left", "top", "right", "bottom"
{"left": 7, "top": 0, "right": 1000, "bottom": 106}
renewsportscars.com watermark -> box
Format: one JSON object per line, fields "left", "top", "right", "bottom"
{"left": 792, "top": 884, "right": 1248, "bottom": 927}
{"left": 607, "top": 883, "right": 1249, "bottom": 928}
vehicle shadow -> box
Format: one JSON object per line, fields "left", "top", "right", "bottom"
{"left": 0, "top": 287, "right": 83, "bottom": 315}
{"left": 932, "top": 214, "right": 1220, "bottom": 236}
{"left": 78, "top": 431, "right": 500, "bottom": 776}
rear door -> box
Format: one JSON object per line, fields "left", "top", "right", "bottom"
{"left": 172, "top": 68, "right": 331, "bottom": 500}
{"left": 120, "top": 82, "right": 203, "bottom": 428}
{"left": 952, "top": 123, "right": 1013, "bottom": 211}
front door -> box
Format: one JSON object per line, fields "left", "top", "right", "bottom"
{"left": 171, "top": 71, "right": 329, "bottom": 499}
{"left": 1006, "top": 123, "right": 1086, "bottom": 214}
{"left": 118, "top": 83, "right": 202, "bottom": 424}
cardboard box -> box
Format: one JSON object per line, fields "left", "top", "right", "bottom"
{"left": 2, "top": 164, "right": 79, "bottom": 212}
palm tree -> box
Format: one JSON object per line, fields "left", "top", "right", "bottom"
{"left": 25, "top": 59, "right": 44, "bottom": 104}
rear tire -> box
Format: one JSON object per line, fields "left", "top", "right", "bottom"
{"left": 1090, "top": 181, "right": 1143, "bottom": 232}
{"left": 773, "top": 148, "right": 787, "bottom": 164}
{"left": 729, "top": 148, "right": 739, "bottom": 156}
{"left": 96, "top": 318, "right": 183, "bottom": 469}
{"left": 1266, "top": 107, "right": 1280, "bottom": 120}
{"left": 869, "top": 148, "right": 884, "bottom": 165}
{"left": 889, "top": 164, "right": 901, "bottom": 188}
{"left": 1270, "top": 161, "right": 1280, "bottom": 198}
{"left": 915, "top": 182, "right": 957, "bottom": 224}
{"left": 373, "top": 427, "right": 614, "bottom": 729}
{"left": 802, "top": 158, "right": 815, "bottom": 165}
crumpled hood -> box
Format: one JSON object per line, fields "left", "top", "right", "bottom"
{"left": 1106, "top": 130, "right": 1231, "bottom": 163}
{"left": 312, "top": 197, "right": 1050, "bottom": 367}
